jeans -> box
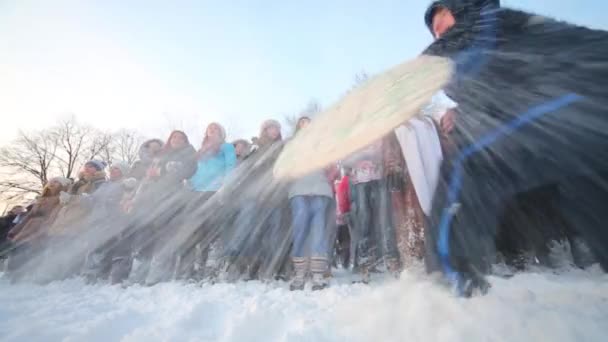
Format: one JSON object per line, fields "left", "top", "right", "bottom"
{"left": 352, "top": 179, "right": 398, "bottom": 268}
{"left": 290, "top": 196, "right": 331, "bottom": 258}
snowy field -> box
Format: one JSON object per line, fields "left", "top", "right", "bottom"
{"left": 1, "top": 266, "right": 607, "bottom": 342}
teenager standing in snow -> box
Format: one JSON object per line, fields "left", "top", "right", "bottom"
{"left": 342, "top": 138, "right": 400, "bottom": 283}
{"left": 80, "top": 162, "right": 130, "bottom": 282}
{"left": 190, "top": 123, "right": 236, "bottom": 194}
{"left": 225, "top": 119, "right": 290, "bottom": 281}
{"left": 179, "top": 123, "right": 237, "bottom": 280}
{"left": 287, "top": 117, "right": 337, "bottom": 291}
{"left": 128, "top": 130, "right": 197, "bottom": 285}
{"left": 422, "top": 0, "right": 608, "bottom": 295}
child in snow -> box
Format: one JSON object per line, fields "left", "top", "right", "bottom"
{"left": 287, "top": 117, "right": 337, "bottom": 291}
{"left": 178, "top": 122, "right": 237, "bottom": 281}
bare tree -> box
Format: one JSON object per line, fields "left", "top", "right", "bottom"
{"left": 0, "top": 130, "right": 58, "bottom": 199}
{"left": 300, "top": 99, "right": 322, "bottom": 117}
{"left": 0, "top": 116, "right": 125, "bottom": 201}
{"left": 284, "top": 99, "right": 323, "bottom": 136}
{"left": 103, "top": 129, "right": 145, "bottom": 166}
{"left": 51, "top": 117, "right": 90, "bottom": 180}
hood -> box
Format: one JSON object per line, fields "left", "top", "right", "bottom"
{"left": 138, "top": 139, "right": 164, "bottom": 162}
{"left": 110, "top": 161, "right": 130, "bottom": 178}
{"left": 424, "top": 0, "right": 500, "bottom": 36}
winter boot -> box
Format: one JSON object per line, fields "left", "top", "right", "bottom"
{"left": 109, "top": 256, "right": 132, "bottom": 285}
{"left": 127, "top": 253, "right": 150, "bottom": 285}
{"left": 385, "top": 257, "right": 402, "bottom": 279}
{"left": 353, "top": 265, "right": 371, "bottom": 284}
{"left": 289, "top": 257, "right": 307, "bottom": 291}
{"left": 311, "top": 256, "right": 329, "bottom": 291}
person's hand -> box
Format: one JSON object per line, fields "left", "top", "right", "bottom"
{"left": 122, "top": 199, "right": 134, "bottom": 213}
{"left": 59, "top": 191, "right": 72, "bottom": 205}
{"left": 146, "top": 167, "right": 160, "bottom": 179}
{"left": 440, "top": 109, "right": 456, "bottom": 135}
{"left": 165, "top": 161, "right": 182, "bottom": 173}
{"left": 123, "top": 177, "right": 138, "bottom": 190}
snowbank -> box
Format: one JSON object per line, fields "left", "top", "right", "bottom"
{"left": 0, "top": 268, "right": 606, "bottom": 342}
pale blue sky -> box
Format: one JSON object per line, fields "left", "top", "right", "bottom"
{"left": 0, "top": 0, "right": 606, "bottom": 144}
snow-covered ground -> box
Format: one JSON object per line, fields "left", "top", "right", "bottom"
{"left": 0, "top": 266, "right": 607, "bottom": 342}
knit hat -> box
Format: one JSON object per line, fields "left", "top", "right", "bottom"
{"left": 232, "top": 139, "right": 251, "bottom": 147}
{"left": 49, "top": 176, "right": 72, "bottom": 188}
{"left": 85, "top": 160, "right": 107, "bottom": 171}
{"left": 110, "top": 161, "right": 130, "bottom": 177}
{"left": 260, "top": 119, "right": 281, "bottom": 133}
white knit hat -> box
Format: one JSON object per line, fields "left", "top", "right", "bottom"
{"left": 110, "top": 161, "right": 130, "bottom": 177}
{"left": 49, "top": 177, "right": 72, "bottom": 188}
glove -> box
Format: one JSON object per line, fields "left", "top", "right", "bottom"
{"left": 59, "top": 191, "right": 72, "bottom": 205}
{"left": 165, "top": 161, "right": 183, "bottom": 173}
{"left": 123, "top": 178, "right": 138, "bottom": 190}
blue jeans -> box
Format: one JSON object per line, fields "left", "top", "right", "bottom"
{"left": 290, "top": 195, "right": 331, "bottom": 258}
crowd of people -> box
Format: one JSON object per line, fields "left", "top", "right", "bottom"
{"left": 0, "top": 116, "right": 440, "bottom": 290}
{"left": 0, "top": 108, "right": 591, "bottom": 292}
{"left": 2, "top": 0, "right": 607, "bottom": 296}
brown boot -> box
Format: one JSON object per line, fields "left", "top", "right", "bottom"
{"left": 311, "top": 257, "right": 329, "bottom": 291}
{"left": 289, "top": 257, "right": 308, "bottom": 291}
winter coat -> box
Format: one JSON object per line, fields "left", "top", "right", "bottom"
{"left": 423, "top": 1, "right": 608, "bottom": 181}
{"left": 129, "top": 139, "right": 165, "bottom": 180}
{"left": 0, "top": 214, "right": 18, "bottom": 244}
{"left": 82, "top": 180, "right": 125, "bottom": 223}
{"left": 190, "top": 143, "right": 237, "bottom": 192}
{"left": 288, "top": 168, "right": 334, "bottom": 199}
{"left": 225, "top": 141, "right": 286, "bottom": 200}
{"left": 421, "top": 0, "right": 608, "bottom": 275}
{"left": 10, "top": 196, "right": 61, "bottom": 243}
{"left": 153, "top": 144, "right": 198, "bottom": 188}
{"left": 70, "top": 173, "right": 106, "bottom": 196}
{"left": 47, "top": 172, "right": 107, "bottom": 236}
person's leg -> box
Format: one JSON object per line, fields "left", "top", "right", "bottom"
{"left": 258, "top": 205, "right": 288, "bottom": 280}
{"left": 427, "top": 155, "right": 503, "bottom": 296}
{"left": 558, "top": 174, "right": 608, "bottom": 271}
{"left": 309, "top": 196, "right": 331, "bottom": 290}
{"left": 371, "top": 179, "right": 401, "bottom": 275}
{"left": 289, "top": 196, "right": 311, "bottom": 290}
{"left": 353, "top": 182, "right": 373, "bottom": 283}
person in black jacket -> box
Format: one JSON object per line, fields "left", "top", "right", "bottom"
{"left": 126, "top": 130, "right": 198, "bottom": 285}
{"left": 0, "top": 206, "right": 25, "bottom": 254}
{"left": 421, "top": 0, "right": 608, "bottom": 296}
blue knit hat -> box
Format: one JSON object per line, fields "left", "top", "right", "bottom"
{"left": 85, "top": 160, "right": 107, "bottom": 171}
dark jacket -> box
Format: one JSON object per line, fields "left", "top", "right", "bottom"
{"left": 154, "top": 145, "right": 198, "bottom": 187}
{"left": 0, "top": 214, "right": 18, "bottom": 243}
{"left": 423, "top": 2, "right": 608, "bottom": 182}
{"left": 420, "top": 1, "right": 608, "bottom": 281}
{"left": 10, "top": 196, "right": 61, "bottom": 243}
{"left": 130, "top": 139, "right": 165, "bottom": 180}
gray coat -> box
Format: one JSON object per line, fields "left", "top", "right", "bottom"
{"left": 288, "top": 169, "right": 334, "bottom": 199}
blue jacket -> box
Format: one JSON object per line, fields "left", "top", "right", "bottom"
{"left": 190, "top": 143, "right": 237, "bottom": 192}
